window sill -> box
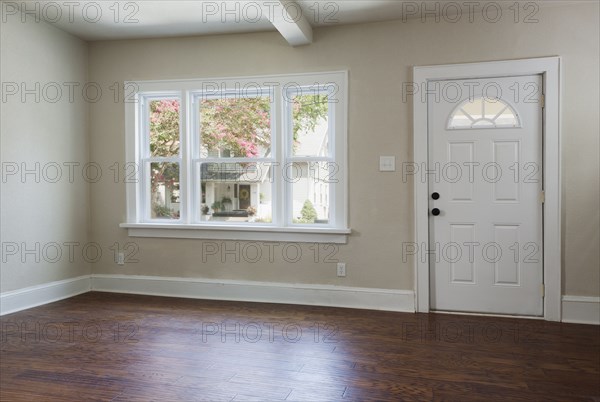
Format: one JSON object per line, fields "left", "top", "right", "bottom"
{"left": 119, "top": 223, "right": 351, "bottom": 244}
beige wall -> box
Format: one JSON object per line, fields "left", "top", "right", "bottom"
{"left": 0, "top": 12, "right": 90, "bottom": 292}
{"left": 59, "top": 2, "right": 600, "bottom": 297}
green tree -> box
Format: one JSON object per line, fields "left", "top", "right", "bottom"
{"left": 300, "top": 200, "right": 318, "bottom": 223}
{"left": 291, "top": 94, "right": 329, "bottom": 140}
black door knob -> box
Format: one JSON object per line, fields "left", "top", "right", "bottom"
{"left": 431, "top": 208, "right": 441, "bottom": 216}
{"left": 432, "top": 192, "right": 440, "bottom": 200}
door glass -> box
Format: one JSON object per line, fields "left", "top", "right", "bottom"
{"left": 448, "top": 97, "right": 520, "bottom": 129}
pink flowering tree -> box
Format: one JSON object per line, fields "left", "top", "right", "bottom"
{"left": 149, "top": 99, "right": 181, "bottom": 217}
{"left": 149, "top": 99, "right": 181, "bottom": 157}
{"left": 149, "top": 96, "right": 328, "bottom": 216}
{"left": 199, "top": 95, "right": 328, "bottom": 157}
{"left": 150, "top": 96, "right": 327, "bottom": 159}
{"left": 200, "top": 98, "right": 269, "bottom": 157}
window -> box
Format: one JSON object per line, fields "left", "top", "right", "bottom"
{"left": 447, "top": 97, "right": 520, "bottom": 129}
{"left": 122, "top": 72, "right": 349, "bottom": 243}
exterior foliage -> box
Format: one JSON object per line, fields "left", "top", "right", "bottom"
{"left": 150, "top": 99, "right": 180, "bottom": 157}
{"left": 300, "top": 200, "right": 318, "bottom": 223}
{"left": 149, "top": 95, "right": 328, "bottom": 160}
{"left": 148, "top": 95, "right": 328, "bottom": 217}
{"left": 200, "top": 98, "right": 270, "bottom": 157}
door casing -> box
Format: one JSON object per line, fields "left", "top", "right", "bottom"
{"left": 413, "top": 57, "right": 561, "bottom": 321}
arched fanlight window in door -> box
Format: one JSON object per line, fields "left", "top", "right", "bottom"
{"left": 447, "top": 97, "right": 521, "bottom": 129}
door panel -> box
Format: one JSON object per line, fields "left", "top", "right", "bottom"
{"left": 428, "top": 75, "right": 543, "bottom": 316}
{"left": 448, "top": 142, "right": 475, "bottom": 201}
{"left": 449, "top": 224, "right": 476, "bottom": 283}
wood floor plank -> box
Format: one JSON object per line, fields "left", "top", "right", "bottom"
{"left": 1, "top": 292, "right": 599, "bottom": 401}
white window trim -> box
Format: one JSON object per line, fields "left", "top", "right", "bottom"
{"left": 413, "top": 57, "right": 561, "bottom": 321}
{"left": 122, "top": 71, "right": 349, "bottom": 244}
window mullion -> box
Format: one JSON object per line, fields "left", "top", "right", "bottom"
{"left": 191, "top": 94, "right": 202, "bottom": 223}
{"left": 140, "top": 96, "right": 150, "bottom": 222}
{"left": 277, "top": 85, "right": 288, "bottom": 227}
{"left": 181, "top": 90, "right": 191, "bottom": 224}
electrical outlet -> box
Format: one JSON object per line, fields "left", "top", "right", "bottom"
{"left": 379, "top": 156, "right": 396, "bottom": 172}
{"left": 117, "top": 252, "right": 125, "bottom": 265}
{"left": 337, "top": 263, "right": 346, "bottom": 277}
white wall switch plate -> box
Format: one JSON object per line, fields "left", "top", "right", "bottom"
{"left": 379, "top": 156, "right": 396, "bottom": 172}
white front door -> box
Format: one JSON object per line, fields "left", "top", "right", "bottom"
{"left": 428, "top": 75, "right": 544, "bottom": 316}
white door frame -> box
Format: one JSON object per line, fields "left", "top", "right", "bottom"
{"left": 413, "top": 57, "right": 561, "bottom": 321}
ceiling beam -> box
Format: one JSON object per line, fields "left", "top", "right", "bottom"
{"left": 267, "top": 0, "right": 313, "bottom": 46}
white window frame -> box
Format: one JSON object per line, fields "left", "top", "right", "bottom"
{"left": 121, "top": 71, "right": 350, "bottom": 244}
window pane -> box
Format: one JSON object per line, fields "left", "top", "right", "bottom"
{"left": 292, "top": 94, "right": 329, "bottom": 157}
{"left": 495, "top": 109, "right": 519, "bottom": 127}
{"left": 290, "top": 162, "right": 330, "bottom": 225}
{"left": 448, "top": 97, "right": 519, "bottom": 129}
{"left": 484, "top": 99, "right": 506, "bottom": 117}
{"left": 200, "top": 162, "right": 273, "bottom": 223}
{"left": 461, "top": 98, "right": 484, "bottom": 119}
{"left": 150, "top": 162, "right": 180, "bottom": 220}
{"left": 448, "top": 109, "right": 472, "bottom": 128}
{"left": 149, "top": 99, "right": 180, "bottom": 157}
{"left": 200, "top": 97, "right": 271, "bottom": 158}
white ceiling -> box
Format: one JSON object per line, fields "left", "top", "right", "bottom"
{"left": 13, "top": 0, "right": 578, "bottom": 44}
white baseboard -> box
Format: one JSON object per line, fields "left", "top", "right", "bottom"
{"left": 562, "top": 295, "right": 600, "bottom": 325}
{"left": 4, "top": 275, "right": 598, "bottom": 324}
{"left": 0, "top": 275, "right": 91, "bottom": 316}
{"left": 91, "top": 274, "right": 415, "bottom": 312}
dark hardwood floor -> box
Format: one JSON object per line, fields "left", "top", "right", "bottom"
{"left": 1, "top": 292, "right": 599, "bottom": 401}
